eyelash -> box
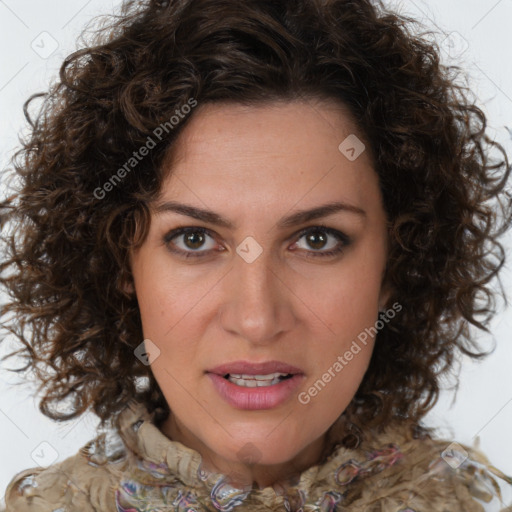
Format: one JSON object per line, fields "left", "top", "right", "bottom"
{"left": 163, "top": 224, "right": 351, "bottom": 260}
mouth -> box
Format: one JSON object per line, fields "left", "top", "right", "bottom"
{"left": 206, "top": 360, "right": 305, "bottom": 410}
{"left": 206, "top": 360, "right": 304, "bottom": 383}
{"left": 222, "top": 372, "right": 294, "bottom": 387}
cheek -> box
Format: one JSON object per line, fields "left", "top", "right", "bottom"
{"left": 299, "top": 343, "right": 373, "bottom": 425}
{"left": 296, "top": 260, "right": 383, "bottom": 335}
{"left": 133, "top": 256, "right": 213, "bottom": 337}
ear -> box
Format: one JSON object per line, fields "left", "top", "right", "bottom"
{"left": 119, "top": 271, "right": 136, "bottom": 296}
{"left": 120, "top": 250, "right": 136, "bottom": 295}
{"left": 123, "top": 279, "right": 136, "bottom": 295}
{"left": 377, "top": 278, "right": 394, "bottom": 313}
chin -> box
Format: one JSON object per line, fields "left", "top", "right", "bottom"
{"left": 212, "top": 435, "right": 309, "bottom": 467}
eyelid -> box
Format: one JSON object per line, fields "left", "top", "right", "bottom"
{"left": 293, "top": 223, "right": 351, "bottom": 244}
{"left": 163, "top": 226, "right": 218, "bottom": 253}
{"left": 163, "top": 224, "right": 351, "bottom": 258}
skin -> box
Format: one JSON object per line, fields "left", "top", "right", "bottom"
{"left": 129, "top": 99, "right": 391, "bottom": 489}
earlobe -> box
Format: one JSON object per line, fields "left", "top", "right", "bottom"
{"left": 119, "top": 274, "right": 136, "bottom": 296}
{"left": 124, "top": 281, "right": 136, "bottom": 294}
{"left": 378, "top": 260, "right": 393, "bottom": 312}
{"left": 122, "top": 252, "right": 136, "bottom": 295}
{"left": 378, "top": 283, "right": 394, "bottom": 313}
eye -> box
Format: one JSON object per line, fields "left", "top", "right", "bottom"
{"left": 291, "top": 225, "right": 350, "bottom": 258}
{"left": 163, "top": 224, "right": 350, "bottom": 259}
{"left": 164, "top": 227, "right": 219, "bottom": 258}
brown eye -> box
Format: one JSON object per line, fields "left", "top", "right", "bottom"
{"left": 291, "top": 226, "right": 351, "bottom": 258}
{"left": 164, "top": 227, "right": 218, "bottom": 258}
{"left": 303, "top": 230, "right": 329, "bottom": 250}
{"left": 163, "top": 225, "right": 350, "bottom": 260}
{"left": 183, "top": 231, "right": 207, "bottom": 250}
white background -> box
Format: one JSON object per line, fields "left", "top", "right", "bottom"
{"left": 0, "top": 0, "right": 511, "bottom": 504}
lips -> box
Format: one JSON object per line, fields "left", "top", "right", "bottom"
{"left": 206, "top": 360, "right": 304, "bottom": 377}
{"left": 206, "top": 360, "right": 305, "bottom": 410}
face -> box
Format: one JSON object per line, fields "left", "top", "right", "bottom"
{"left": 129, "top": 99, "right": 391, "bottom": 486}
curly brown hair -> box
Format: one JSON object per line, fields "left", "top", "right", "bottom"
{"left": 1, "top": 0, "right": 511, "bottom": 437}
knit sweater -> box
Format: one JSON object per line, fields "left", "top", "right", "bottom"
{"left": 3, "top": 400, "right": 512, "bottom": 511}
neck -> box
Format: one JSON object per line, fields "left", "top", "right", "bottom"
{"left": 159, "top": 413, "right": 329, "bottom": 490}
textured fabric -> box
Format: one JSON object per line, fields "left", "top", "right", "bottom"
{"left": 3, "top": 400, "right": 512, "bottom": 511}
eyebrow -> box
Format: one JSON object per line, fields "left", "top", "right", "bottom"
{"left": 153, "top": 200, "right": 366, "bottom": 229}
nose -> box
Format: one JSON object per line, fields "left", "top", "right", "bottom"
{"left": 218, "top": 244, "right": 296, "bottom": 346}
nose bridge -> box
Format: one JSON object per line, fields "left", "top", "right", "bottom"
{"left": 220, "top": 240, "right": 292, "bottom": 343}
{"left": 236, "top": 245, "right": 276, "bottom": 301}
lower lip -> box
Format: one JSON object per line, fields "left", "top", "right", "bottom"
{"left": 207, "top": 373, "right": 304, "bottom": 410}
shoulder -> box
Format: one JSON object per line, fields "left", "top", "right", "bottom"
{"left": 352, "top": 423, "right": 512, "bottom": 512}
{"left": 3, "top": 430, "right": 127, "bottom": 512}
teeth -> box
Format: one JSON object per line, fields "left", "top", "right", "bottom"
{"left": 226, "top": 373, "right": 291, "bottom": 387}
{"left": 230, "top": 373, "right": 289, "bottom": 380}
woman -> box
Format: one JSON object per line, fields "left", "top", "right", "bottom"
{"left": 1, "top": 0, "right": 511, "bottom": 510}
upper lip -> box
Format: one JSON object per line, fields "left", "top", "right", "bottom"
{"left": 207, "top": 360, "right": 304, "bottom": 376}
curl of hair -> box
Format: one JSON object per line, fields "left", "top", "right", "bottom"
{"left": 1, "top": 0, "right": 511, "bottom": 438}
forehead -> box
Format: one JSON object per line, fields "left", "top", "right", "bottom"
{"left": 154, "top": 99, "right": 382, "bottom": 223}
{"left": 166, "top": 99, "right": 369, "bottom": 165}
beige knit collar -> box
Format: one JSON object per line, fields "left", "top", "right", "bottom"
{"left": 111, "top": 400, "right": 405, "bottom": 511}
